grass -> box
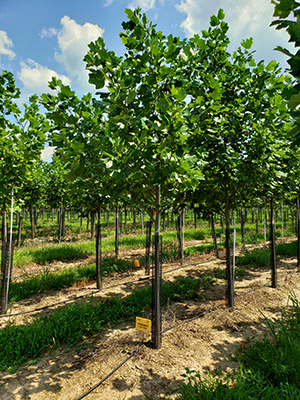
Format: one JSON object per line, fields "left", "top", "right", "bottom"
{"left": 174, "top": 293, "right": 300, "bottom": 399}
{"left": 0, "top": 274, "right": 214, "bottom": 371}
{"left": 235, "top": 248, "right": 270, "bottom": 268}
{"left": 5, "top": 258, "right": 133, "bottom": 303}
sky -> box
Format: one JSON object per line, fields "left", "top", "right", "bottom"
{"left": 0, "top": 0, "right": 295, "bottom": 159}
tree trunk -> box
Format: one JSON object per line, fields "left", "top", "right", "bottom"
{"left": 95, "top": 199, "right": 102, "bottom": 289}
{"left": 91, "top": 212, "right": 95, "bottom": 240}
{"left": 115, "top": 202, "right": 119, "bottom": 259}
{"left": 297, "top": 195, "right": 300, "bottom": 272}
{"left": 256, "top": 208, "right": 259, "bottom": 234}
{"left": 119, "top": 207, "right": 123, "bottom": 235}
{"left": 240, "top": 208, "right": 245, "bottom": 251}
{"left": 177, "top": 212, "right": 184, "bottom": 264}
{"left": 225, "top": 187, "right": 234, "bottom": 307}
{"left": 30, "top": 205, "right": 35, "bottom": 239}
{"left": 270, "top": 198, "right": 277, "bottom": 288}
{"left": 133, "top": 210, "right": 136, "bottom": 229}
{"left": 152, "top": 185, "right": 162, "bottom": 349}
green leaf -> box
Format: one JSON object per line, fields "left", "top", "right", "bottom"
{"left": 60, "top": 85, "right": 75, "bottom": 98}
{"left": 88, "top": 70, "right": 105, "bottom": 90}
{"left": 126, "top": 89, "right": 136, "bottom": 105}
{"left": 241, "top": 37, "right": 253, "bottom": 50}
{"left": 289, "top": 91, "right": 300, "bottom": 109}
{"left": 217, "top": 9, "right": 225, "bottom": 20}
{"left": 266, "top": 60, "right": 278, "bottom": 71}
{"left": 157, "top": 97, "right": 169, "bottom": 112}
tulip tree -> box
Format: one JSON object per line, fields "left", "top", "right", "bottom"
{"left": 84, "top": 8, "right": 203, "bottom": 347}
{"left": 0, "top": 72, "right": 47, "bottom": 313}
{"left": 183, "top": 11, "right": 291, "bottom": 306}
{"left": 41, "top": 80, "right": 118, "bottom": 288}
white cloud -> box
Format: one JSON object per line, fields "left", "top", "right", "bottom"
{"left": 54, "top": 16, "right": 104, "bottom": 93}
{"left": 39, "top": 27, "right": 59, "bottom": 39}
{"left": 177, "top": 0, "right": 273, "bottom": 38}
{"left": 128, "top": 0, "right": 156, "bottom": 11}
{"left": 176, "top": 0, "right": 294, "bottom": 67}
{"left": 18, "top": 59, "right": 71, "bottom": 94}
{"left": 0, "top": 30, "right": 16, "bottom": 59}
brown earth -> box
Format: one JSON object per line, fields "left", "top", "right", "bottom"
{"left": 0, "top": 243, "right": 299, "bottom": 400}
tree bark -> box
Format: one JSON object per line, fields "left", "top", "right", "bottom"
{"left": 152, "top": 185, "right": 162, "bottom": 349}
{"left": 270, "top": 198, "right": 277, "bottom": 288}
{"left": 95, "top": 198, "right": 102, "bottom": 289}
{"left": 30, "top": 205, "right": 35, "bottom": 239}
{"left": 115, "top": 202, "right": 119, "bottom": 259}
{"left": 225, "top": 186, "right": 234, "bottom": 307}
{"left": 177, "top": 211, "right": 184, "bottom": 264}
{"left": 297, "top": 195, "right": 300, "bottom": 272}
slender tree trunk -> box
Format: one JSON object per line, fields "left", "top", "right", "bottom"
{"left": 270, "top": 198, "right": 277, "bottom": 288}
{"left": 1, "top": 203, "right": 7, "bottom": 276}
{"left": 225, "top": 186, "right": 234, "bottom": 307}
{"left": 86, "top": 212, "right": 90, "bottom": 230}
{"left": 256, "top": 208, "right": 259, "bottom": 234}
{"left": 34, "top": 206, "right": 38, "bottom": 227}
{"left": 95, "top": 199, "right": 102, "bottom": 289}
{"left": 133, "top": 210, "right": 136, "bottom": 229}
{"left": 124, "top": 206, "right": 127, "bottom": 227}
{"left": 91, "top": 212, "right": 95, "bottom": 240}
{"left": 119, "top": 207, "right": 123, "bottom": 235}
{"left": 177, "top": 212, "right": 184, "bottom": 264}
{"left": 264, "top": 207, "right": 267, "bottom": 246}
{"left": 61, "top": 207, "right": 65, "bottom": 237}
{"left": 210, "top": 214, "right": 219, "bottom": 258}
{"left": 58, "top": 208, "right": 62, "bottom": 243}
{"left": 240, "top": 209, "right": 245, "bottom": 251}
{"left": 30, "top": 205, "right": 35, "bottom": 239}
{"left": 297, "top": 195, "right": 300, "bottom": 272}
{"left": 152, "top": 185, "right": 162, "bottom": 349}
{"left": 194, "top": 209, "right": 197, "bottom": 229}
{"left": 1, "top": 203, "right": 8, "bottom": 314}
{"left": 115, "top": 202, "right": 119, "bottom": 259}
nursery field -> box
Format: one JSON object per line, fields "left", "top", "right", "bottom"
{"left": 1, "top": 217, "right": 300, "bottom": 399}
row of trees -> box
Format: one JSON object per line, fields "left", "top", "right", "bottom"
{"left": 1, "top": 8, "right": 299, "bottom": 313}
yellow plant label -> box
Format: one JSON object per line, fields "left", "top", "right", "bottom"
{"left": 136, "top": 317, "right": 151, "bottom": 334}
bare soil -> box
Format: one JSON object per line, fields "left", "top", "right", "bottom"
{"left": 0, "top": 243, "right": 299, "bottom": 400}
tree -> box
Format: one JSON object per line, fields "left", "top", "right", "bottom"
{"left": 0, "top": 73, "right": 47, "bottom": 313}
{"left": 184, "top": 11, "right": 291, "bottom": 306}
{"left": 84, "top": 8, "right": 203, "bottom": 347}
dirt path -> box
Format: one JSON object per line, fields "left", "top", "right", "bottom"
{"left": 0, "top": 247, "right": 299, "bottom": 400}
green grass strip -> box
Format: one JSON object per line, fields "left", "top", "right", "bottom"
{"left": 5, "top": 258, "right": 132, "bottom": 303}
{"left": 0, "top": 275, "right": 213, "bottom": 371}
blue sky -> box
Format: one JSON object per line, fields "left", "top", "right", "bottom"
{"left": 0, "top": 0, "right": 294, "bottom": 102}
